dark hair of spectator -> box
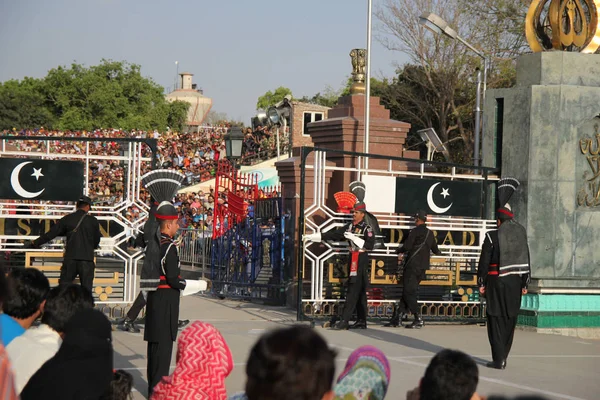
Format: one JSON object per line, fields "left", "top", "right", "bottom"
{"left": 420, "top": 349, "right": 479, "bottom": 400}
{"left": 245, "top": 325, "right": 336, "bottom": 400}
{"left": 41, "top": 284, "right": 95, "bottom": 333}
{"left": 101, "top": 370, "right": 134, "bottom": 400}
{"left": 3, "top": 268, "right": 50, "bottom": 319}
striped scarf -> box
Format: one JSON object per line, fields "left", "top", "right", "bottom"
{"left": 151, "top": 322, "right": 233, "bottom": 400}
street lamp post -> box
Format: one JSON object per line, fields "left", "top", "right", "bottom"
{"left": 224, "top": 126, "right": 244, "bottom": 192}
{"left": 418, "top": 12, "right": 489, "bottom": 167}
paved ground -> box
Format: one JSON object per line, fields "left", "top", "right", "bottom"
{"left": 112, "top": 295, "right": 600, "bottom": 400}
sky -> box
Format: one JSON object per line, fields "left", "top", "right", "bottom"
{"left": 0, "top": 0, "right": 410, "bottom": 124}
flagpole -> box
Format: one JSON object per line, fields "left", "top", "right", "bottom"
{"left": 364, "top": 0, "right": 372, "bottom": 172}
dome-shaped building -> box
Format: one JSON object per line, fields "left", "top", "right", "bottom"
{"left": 166, "top": 72, "right": 212, "bottom": 131}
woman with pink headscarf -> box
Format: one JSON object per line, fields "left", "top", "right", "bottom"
{"left": 151, "top": 321, "right": 233, "bottom": 400}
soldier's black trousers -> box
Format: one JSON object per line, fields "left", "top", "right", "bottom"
{"left": 127, "top": 292, "right": 146, "bottom": 320}
{"left": 487, "top": 314, "right": 517, "bottom": 363}
{"left": 342, "top": 270, "right": 368, "bottom": 322}
{"left": 398, "top": 267, "right": 424, "bottom": 315}
{"left": 60, "top": 259, "right": 95, "bottom": 292}
{"left": 147, "top": 341, "right": 174, "bottom": 396}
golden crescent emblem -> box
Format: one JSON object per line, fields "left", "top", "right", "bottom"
{"left": 526, "top": 0, "right": 600, "bottom": 53}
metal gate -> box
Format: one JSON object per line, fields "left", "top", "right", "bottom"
{"left": 0, "top": 135, "right": 157, "bottom": 306}
{"left": 297, "top": 147, "right": 500, "bottom": 321}
{"left": 210, "top": 160, "right": 287, "bottom": 304}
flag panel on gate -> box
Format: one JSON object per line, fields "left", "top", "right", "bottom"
{"left": 0, "top": 158, "right": 84, "bottom": 201}
{"left": 394, "top": 178, "right": 482, "bottom": 217}
{"left": 362, "top": 175, "right": 397, "bottom": 213}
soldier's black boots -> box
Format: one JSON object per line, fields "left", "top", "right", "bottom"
{"left": 405, "top": 314, "right": 424, "bottom": 329}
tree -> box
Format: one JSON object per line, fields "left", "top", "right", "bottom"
{"left": 0, "top": 59, "right": 188, "bottom": 132}
{"left": 0, "top": 78, "right": 54, "bottom": 130}
{"left": 256, "top": 86, "right": 292, "bottom": 111}
{"left": 375, "top": 0, "right": 528, "bottom": 163}
{"left": 298, "top": 84, "right": 345, "bottom": 108}
{"left": 167, "top": 101, "right": 190, "bottom": 132}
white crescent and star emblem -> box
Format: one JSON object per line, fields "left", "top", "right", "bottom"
{"left": 426, "top": 182, "right": 452, "bottom": 214}
{"left": 10, "top": 161, "right": 45, "bottom": 199}
{"left": 31, "top": 168, "right": 44, "bottom": 180}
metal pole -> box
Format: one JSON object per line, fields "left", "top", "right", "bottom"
{"left": 276, "top": 126, "right": 281, "bottom": 161}
{"left": 364, "top": 0, "right": 373, "bottom": 171}
{"left": 474, "top": 67, "right": 482, "bottom": 167}
{"left": 232, "top": 159, "right": 237, "bottom": 193}
{"left": 296, "top": 146, "right": 308, "bottom": 321}
{"left": 480, "top": 57, "right": 489, "bottom": 166}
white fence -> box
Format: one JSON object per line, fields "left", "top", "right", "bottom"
{"left": 0, "top": 137, "right": 155, "bottom": 304}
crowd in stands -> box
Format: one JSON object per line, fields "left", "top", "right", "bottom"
{"left": 0, "top": 125, "right": 286, "bottom": 226}
{"left": 0, "top": 264, "right": 554, "bottom": 400}
{"left": 1, "top": 124, "right": 288, "bottom": 202}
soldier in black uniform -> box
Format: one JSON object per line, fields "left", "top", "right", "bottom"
{"left": 119, "top": 201, "right": 190, "bottom": 333}
{"left": 27, "top": 195, "right": 101, "bottom": 292}
{"left": 303, "top": 202, "right": 375, "bottom": 330}
{"left": 478, "top": 205, "right": 530, "bottom": 370}
{"left": 144, "top": 201, "right": 186, "bottom": 396}
{"left": 118, "top": 201, "right": 159, "bottom": 333}
{"left": 385, "top": 210, "right": 442, "bottom": 329}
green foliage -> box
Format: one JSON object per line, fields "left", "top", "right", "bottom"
{"left": 167, "top": 100, "right": 190, "bottom": 132}
{"left": 256, "top": 86, "right": 293, "bottom": 111}
{"left": 0, "top": 78, "right": 54, "bottom": 130}
{"left": 0, "top": 59, "right": 189, "bottom": 132}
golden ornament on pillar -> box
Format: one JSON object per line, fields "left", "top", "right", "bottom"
{"left": 526, "top": 0, "right": 600, "bottom": 53}
{"left": 349, "top": 48, "right": 367, "bottom": 95}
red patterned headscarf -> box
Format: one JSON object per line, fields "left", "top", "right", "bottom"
{"left": 150, "top": 322, "right": 233, "bottom": 400}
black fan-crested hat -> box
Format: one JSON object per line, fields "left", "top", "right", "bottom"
{"left": 141, "top": 169, "right": 186, "bottom": 204}
{"left": 497, "top": 177, "right": 520, "bottom": 208}
{"left": 349, "top": 181, "right": 366, "bottom": 203}
{"left": 155, "top": 201, "right": 178, "bottom": 220}
{"left": 497, "top": 177, "right": 519, "bottom": 221}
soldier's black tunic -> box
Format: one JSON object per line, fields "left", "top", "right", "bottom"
{"left": 126, "top": 204, "right": 160, "bottom": 321}
{"left": 32, "top": 208, "right": 101, "bottom": 291}
{"left": 477, "top": 228, "right": 530, "bottom": 365}
{"left": 397, "top": 224, "right": 441, "bottom": 316}
{"left": 322, "top": 220, "right": 375, "bottom": 323}
{"left": 144, "top": 232, "right": 186, "bottom": 395}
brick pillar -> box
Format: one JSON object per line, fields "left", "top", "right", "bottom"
{"left": 307, "top": 94, "right": 416, "bottom": 204}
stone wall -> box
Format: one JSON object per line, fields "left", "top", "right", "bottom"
{"left": 482, "top": 52, "right": 600, "bottom": 286}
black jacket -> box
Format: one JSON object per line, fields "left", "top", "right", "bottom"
{"left": 321, "top": 220, "right": 375, "bottom": 283}
{"left": 321, "top": 220, "right": 376, "bottom": 252}
{"left": 138, "top": 205, "right": 162, "bottom": 290}
{"left": 477, "top": 229, "right": 530, "bottom": 289}
{"left": 144, "top": 233, "right": 186, "bottom": 343}
{"left": 398, "top": 224, "right": 442, "bottom": 271}
{"left": 477, "top": 227, "right": 530, "bottom": 317}
{"left": 21, "top": 308, "right": 113, "bottom": 400}
{"left": 33, "top": 209, "right": 101, "bottom": 261}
